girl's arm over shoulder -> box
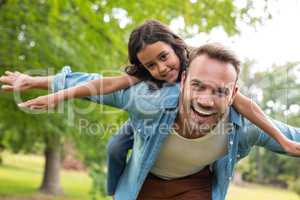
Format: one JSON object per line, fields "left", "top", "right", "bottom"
{"left": 233, "top": 92, "right": 300, "bottom": 156}
{"left": 64, "top": 74, "right": 140, "bottom": 99}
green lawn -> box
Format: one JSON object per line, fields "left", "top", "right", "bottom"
{"left": 0, "top": 152, "right": 96, "bottom": 200}
{"left": 0, "top": 152, "right": 299, "bottom": 200}
{"left": 227, "top": 183, "right": 300, "bottom": 200}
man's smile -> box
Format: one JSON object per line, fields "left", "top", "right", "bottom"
{"left": 191, "top": 104, "right": 217, "bottom": 117}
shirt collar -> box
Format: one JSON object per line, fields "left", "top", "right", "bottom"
{"left": 228, "top": 106, "right": 242, "bottom": 127}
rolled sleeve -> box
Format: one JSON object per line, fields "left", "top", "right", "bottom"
{"left": 51, "top": 66, "right": 132, "bottom": 110}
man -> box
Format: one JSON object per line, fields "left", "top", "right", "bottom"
{"left": 1, "top": 43, "right": 300, "bottom": 200}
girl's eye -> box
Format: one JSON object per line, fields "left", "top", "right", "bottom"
{"left": 146, "top": 63, "right": 155, "bottom": 69}
{"left": 160, "top": 53, "right": 169, "bottom": 61}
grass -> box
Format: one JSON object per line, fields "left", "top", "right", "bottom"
{"left": 0, "top": 151, "right": 95, "bottom": 200}
{"left": 227, "top": 184, "right": 300, "bottom": 200}
{"left": 0, "top": 152, "right": 299, "bottom": 200}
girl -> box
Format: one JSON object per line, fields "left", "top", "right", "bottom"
{"left": 4, "top": 20, "right": 300, "bottom": 196}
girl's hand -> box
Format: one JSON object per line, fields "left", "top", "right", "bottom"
{"left": 18, "top": 93, "right": 62, "bottom": 110}
{"left": 0, "top": 71, "right": 35, "bottom": 92}
{"left": 280, "top": 138, "right": 300, "bottom": 156}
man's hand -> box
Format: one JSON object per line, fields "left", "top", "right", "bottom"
{"left": 0, "top": 71, "right": 35, "bottom": 92}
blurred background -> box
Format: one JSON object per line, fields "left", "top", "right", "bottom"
{"left": 0, "top": 0, "right": 300, "bottom": 199}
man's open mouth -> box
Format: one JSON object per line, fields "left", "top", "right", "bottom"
{"left": 191, "top": 105, "right": 217, "bottom": 118}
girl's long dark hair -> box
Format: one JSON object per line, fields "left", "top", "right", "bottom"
{"left": 125, "top": 20, "right": 189, "bottom": 89}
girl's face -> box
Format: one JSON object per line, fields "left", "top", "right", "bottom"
{"left": 137, "top": 41, "right": 180, "bottom": 83}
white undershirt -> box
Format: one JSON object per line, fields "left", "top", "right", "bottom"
{"left": 150, "top": 112, "right": 231, "bottom": 180}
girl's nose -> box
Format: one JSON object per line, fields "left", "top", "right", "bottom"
{"left": 157, "top": 63, "right": 168, "bottom": 75}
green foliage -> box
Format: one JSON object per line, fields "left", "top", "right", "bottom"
{"left": 237, "top": 61, "right": 300, "bottom": 188}
{"left": 292, "top": 178, "right": 300, "bottom": 195}
{"left": 0, "top": 0, "right": 272, "bottom": 197}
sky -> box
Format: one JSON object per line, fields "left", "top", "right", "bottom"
{"left": 109, "top": 0, "right": 300, "bottom": 73}
{"left": 177, "top": 0, "right": 300, "bottom": 73}
{"left": 173, "top": 0, "right": 300, "bottom": 113}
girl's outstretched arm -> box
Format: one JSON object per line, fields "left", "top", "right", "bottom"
{"left": 234, "top": 92, "right": 300, "bottom": 156}
{"left": 56, "top": 74, "right": 139, "bottom": 99}
{"left": 0, "top": 71, "right": 139, "bottom": 94}
{"left": 14, "top": 74, "right": 139, "bottom": 109}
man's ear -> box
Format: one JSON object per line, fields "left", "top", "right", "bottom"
{"left": 229, "top": 84, "right": 239, "bottom": 105}
{"left": 180, "top": 71, "right": 187, "bottom": 93}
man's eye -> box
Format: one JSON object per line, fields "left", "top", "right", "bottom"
{"left": 192, "top": 84, "right": 205, "bottom": 91}
{"left": 215, "top": 88, "right": 229, "bottom": 97}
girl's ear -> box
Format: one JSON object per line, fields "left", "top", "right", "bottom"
{"left": 180, "top": 71, "right": 186, "bottom": 92}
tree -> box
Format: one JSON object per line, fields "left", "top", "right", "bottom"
{"left": 238, "top": 61, "right": 300, "bottom": 187}
{"left": 0, "top": 0, "right": 271, "bottom": 196}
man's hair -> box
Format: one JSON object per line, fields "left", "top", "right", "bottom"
{"left": 188, "top": 43, "right": 241, "bottom": 80}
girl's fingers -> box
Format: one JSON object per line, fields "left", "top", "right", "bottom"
{"left": 5, "top": 71, "right": 14, "bottom": 76}
{"left": 0, "top": 76, "right": 13, "bottom": 84}
{"left": 19, "top": 99, "right": 46, "bottom": 108}
{"left": 1, "top": 85, "right": 14, "bottom": 91}
{"left": 29, "top": 105, "right": 47, "bottom": 110}
{"left": 18, "top": 100, "right": 36, "bottom": 108}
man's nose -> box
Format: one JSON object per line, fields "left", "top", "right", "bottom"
{"left": 197, "top": 95, "right": 214, "bottom": 107}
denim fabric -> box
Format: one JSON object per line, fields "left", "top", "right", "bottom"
{"left": 106, "top": 121, "right": 134, "bottom": 195}
{"left": 52, "top": 67, "right": 300, "bottom": 200}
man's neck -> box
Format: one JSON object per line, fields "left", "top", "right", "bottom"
{"left": 173, "top": 115, "right": 209, "bottom": 139}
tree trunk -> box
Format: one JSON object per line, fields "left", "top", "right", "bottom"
{"left": 256, "top": 148, "right": 264, "bottom": 183}
{"left": 0, "top": 144, "right": 4, "bottom": 165}
{"left": 39, "top": 137, "right": 63, "bottom": 195}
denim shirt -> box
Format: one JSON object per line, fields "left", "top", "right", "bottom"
{"left": 52, "top": 67, "right": 300, "bottom": 200}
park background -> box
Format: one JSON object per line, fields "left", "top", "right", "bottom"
{"left": 0, "top": 0, "right": 300, "bottom": 199}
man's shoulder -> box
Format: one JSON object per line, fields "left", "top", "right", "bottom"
{"left": 125, "top": 82, "right": 180, "bottom": 112}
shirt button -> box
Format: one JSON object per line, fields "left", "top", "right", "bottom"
{"left": 230, "top": 141, "right": 233, "bottom": 145}
{"left": 237, "top": 154, "right": 240, "bottom": 158}
{"left": 229, "top": 177, "right": 232, "bottom": 181}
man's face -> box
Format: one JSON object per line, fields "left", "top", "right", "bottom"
{"left": 179, "top": 54, "right": 238, "bottom": 133}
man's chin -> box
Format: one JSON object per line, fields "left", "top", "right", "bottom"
{"left": 188, "top": 120, "right": 216, "bottom": 133}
